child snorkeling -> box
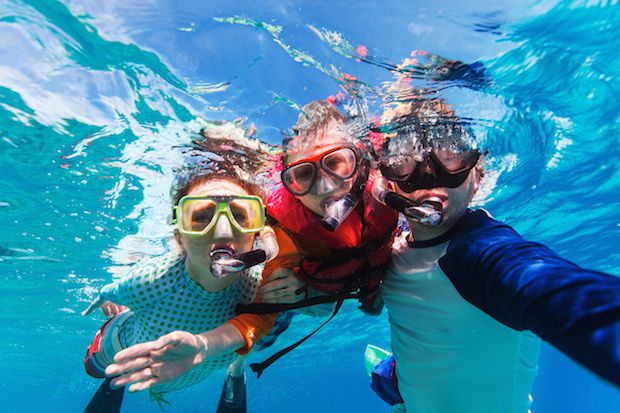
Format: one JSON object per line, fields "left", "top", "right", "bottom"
{"left": 81, "top": 134, "right": 279, "bottom": 412}
{"left": 371, "top": 97, "right": 620, "bottom": 412}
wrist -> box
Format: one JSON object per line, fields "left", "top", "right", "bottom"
{"left": 194, "top": 333, "right": 210, "bottom": 364}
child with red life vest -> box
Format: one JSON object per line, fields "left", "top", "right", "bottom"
{"left": 261, "top": 99, "right": 398, "bottom": 305}
{"left": 235, "top": 99, "right": 400, "bottom": 377}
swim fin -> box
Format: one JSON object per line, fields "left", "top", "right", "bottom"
{"left": 364, "top": 344, "right": 391, "bottom": 376}
{"left": 84, "top": 378, "right": 125, "bottom": 413}
{"left": 216, "top": 372, "right": 247, "bottom": 413}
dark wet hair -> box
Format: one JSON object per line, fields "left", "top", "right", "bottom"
{"left": 381, "top": 97, "right": 485, "bottom": 179}
{"left": 381, "top": 98, "right": 473, "bottom": 161}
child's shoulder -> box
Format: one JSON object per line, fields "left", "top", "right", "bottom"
{"left": 121, "top": 251, "right": 184, "bottom": 284}
{"left": 131, "top": 251, "right": 182, "bottom": 272}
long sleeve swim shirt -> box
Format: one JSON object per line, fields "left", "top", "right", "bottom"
{"left": 382, "top": 209, "right": 620, "bottom": 413}
{"left": 93, "top": 251, "right": 275, "bottom": 392}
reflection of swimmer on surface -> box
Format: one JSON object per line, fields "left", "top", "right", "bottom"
{"left": 370, "top": 97, "right": 620, "bottom": 413}
{"left": 81, "top": 139, "right": 279, "bottom": 412}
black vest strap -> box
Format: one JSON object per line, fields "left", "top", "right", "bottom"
{"left": 249, "top": 296, "right": 347, "bottom": 378}
{"left": 236, "top": 292, "right": 359, "bottom": 314}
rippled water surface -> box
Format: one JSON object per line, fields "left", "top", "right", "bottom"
{"left": 1, "top": 0, "right": 619, "bottom": 412}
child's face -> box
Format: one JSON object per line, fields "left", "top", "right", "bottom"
{"left": 176, "top": 179, "right": 256, "bottom": 273}
{"left": 394, "top": 167, "right": 480, "bottom": 240}
{"left": 285, "top": 121, "right": 358, "bottom": 216}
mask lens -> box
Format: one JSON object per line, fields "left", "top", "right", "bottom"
{"left": 282, "top": 163, "right": 316, "bottom": 195}
{"left": 321, "top": 147, "right": 357, "bottom": 179}
{"left": 229, "top": 199, "right": 264, "bottom": 232}
{"left": 181, "top": 199, "right": 217, "bottom": 233}
{"left": 379, "top": 160, "right": 417, "bottom": 182}
{"left": 396, "top": 180, "right": 416, "bottom": 193}
{"left": 432, "top": 149, "right": 479, "bottom": 173}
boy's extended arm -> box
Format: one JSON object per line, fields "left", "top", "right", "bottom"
{"left": 440, "top": 210, "right": 620, "bottom": 387}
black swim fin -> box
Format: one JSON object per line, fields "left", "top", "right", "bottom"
{"left": 84, "top": 378, "right": 125, "bottom": 413}
{"left": 216, "top": 373, "right": 247, "bottom": 413}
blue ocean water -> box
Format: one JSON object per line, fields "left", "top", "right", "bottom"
{"left": 1, "top": 0, "right": 619, "bottom": 412}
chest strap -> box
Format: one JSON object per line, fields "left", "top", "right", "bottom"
{"left": 247, "top": 296, "right": 347, "bottom": 378}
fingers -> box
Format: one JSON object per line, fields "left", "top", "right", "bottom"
{"left": 128, "top": 377, "right": 159, "bottom": 393}
{"left": 261, "top": 277, "right": 295, "bottom": 294}
{"left": 102, "top": 305, "right": 111, "bottom": 317}
{"left": 112, "top": 341, "right": 164, "bottom": 364}
{"left": 105, "top": 356, "right": 151, "bottom": 377}
{"left": 261, "top": 285, "right": 306, "bottom": 304}
{"left": 263, "top": 269, "right": 304, "bottom": 290}
{"left": 261, "top": 286, "right": 288, "bottom": 301}
{"left": 81, "top": 295, "right": 104, "bottom": 316}
{"left": 110, "top": 366, "right": 157, "bottom": 389}
{"left": 100, "top": 301, "right": 126, "bottom": 318}
{"left": 263, "top": 294, "right": 292, "bottom": 304}
{"left": 110, "top": 303, "right": 127, "bottom": 316}
{"left": 265, "top": 267, "right": 295, "bottom": 282}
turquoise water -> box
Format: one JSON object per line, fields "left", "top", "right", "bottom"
{"left": 1, "top": 0, "right": 619, "bottom": 411}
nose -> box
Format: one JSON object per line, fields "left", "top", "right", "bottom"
{"left": 315, "top": 172, "right": 342, "bottom": 195}
{"left": 420, "top": 158, "right": 436, "bottom": 176}
{"left": 213, "top": 214, "right": 234, "bottom": 239}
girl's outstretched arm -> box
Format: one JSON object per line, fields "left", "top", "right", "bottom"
{"left": 105, "top": 323, "right": 245, "bottom": 392}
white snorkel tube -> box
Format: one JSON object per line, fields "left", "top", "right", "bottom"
{"left": 210, "top": 226, "right": 279, "bottom": 278}
{"left": 372, "top": 176, "right": 443, "bottom": 227}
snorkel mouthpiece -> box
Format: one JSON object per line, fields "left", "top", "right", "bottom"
{"left": 372, "top": 177, "right": 443, "bottom": 227}
{"left": 322, "top": 193, "right": 359, "bottom": 232}
{"left": 404, "top": 198, "right": 443, "bottom": 227}
{"left": 210, "top": 249, "right": 244, "bottom": 278}
{"left": 209, "top": 227, "right": 280, "bottom": 278}
{"left": 383, "top": 192, "right": 443, "bottom": 227}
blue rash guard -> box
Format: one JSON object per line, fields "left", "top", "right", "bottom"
{"left": 441, "top": 209, "right": 620, "bottom": 387}
{"left": 381, "top": 209, "right": 620, "bottom": 413}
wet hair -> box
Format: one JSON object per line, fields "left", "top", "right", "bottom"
{"left": 171, "top": 121, "right": 274, "bottom": 205}
{"left": 282, "top": 100, "right": 352, "bottom": 166}
{"left": 381, "top": 98, "right": 476, "bottom": 168}
{"left": 171, "top": 170, "right": 262, "bottom": 207}
{"left": 384, "top": 98, "right": 486, "bottom": 184}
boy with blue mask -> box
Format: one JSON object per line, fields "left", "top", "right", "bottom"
{"left": 373, "top": 98, "right": 620, "bottom": 413}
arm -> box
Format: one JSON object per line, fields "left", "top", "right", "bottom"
{"left": 81, "top": 273, "right": 138, "bottom": 316}
{"left": 439, "top": 210, "right": 620, "bottom": 386}
{"left": 227, "top": 268, "right": 280, "bottom": 355}
{"left": 104, "top": 248, "right": 290, "bottom": 390}
{"left": 82, "top": 254, "right": 182, "bottom": 316}
{"left": 105, "top": 323, "right": 246, "bottom": 392}
{"left": 257, "top": 226, "right": 335, "bottom": 316}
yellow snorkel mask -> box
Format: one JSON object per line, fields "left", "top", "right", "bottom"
{"left": 173, "top": 195, "right": 266, "bottom": 236}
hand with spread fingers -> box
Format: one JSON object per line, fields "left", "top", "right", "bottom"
{"left": 105, "top": 331, "right": 208, "bottom": 392}
{"left": 259, "top": 267, "right": 307, "bottom": 304}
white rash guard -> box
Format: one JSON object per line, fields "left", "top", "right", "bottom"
{"left": 381, "top": 234, "right": 541, "bottom": 413}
